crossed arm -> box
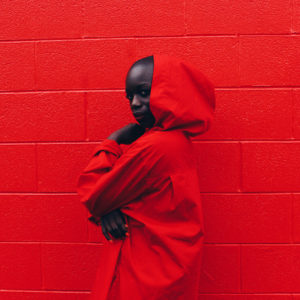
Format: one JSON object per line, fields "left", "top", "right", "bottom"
{"left": 77, "top": 123, "right": 166, "bottom": 242}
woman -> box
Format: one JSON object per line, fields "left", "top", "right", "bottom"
{"left": 77, "top": 54, "right": 215, "bottom": 300}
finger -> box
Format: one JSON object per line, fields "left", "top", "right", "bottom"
{"left": 103, "top": 217, "right": 116, "bottom": 238}
{"left": 113, "top": 212, "right": 127, "bottom": 238}
{"left": 100, "top": 219, "right": 112, "bottom": 242}
{"left": 117, "top": 210, "right": 128, "bottom": 234}
{"left": 102, "top": 226, "right": 112, "bottom": 241}
{"left": 121, "top": 213, "right": 129, "bottom": 236}
{"left": 115, "top": 211, "right": 128, "bottom": 237}
{"left": 107, "top": 215, "right": 122, "bottom": 239}
{"left": 122, "top": 214, "right": 129, "bottom": 230}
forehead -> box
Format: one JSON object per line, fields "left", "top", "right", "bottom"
{"left": 126, "top": 63, "right": 153, "bottom": 89}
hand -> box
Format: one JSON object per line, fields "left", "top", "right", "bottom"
{"left": 100, "top": 209, "right": 129, "bottom": 241}
{"left": 107, "top": 123, "right": 146, "bottom": 145}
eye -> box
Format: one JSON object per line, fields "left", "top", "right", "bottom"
{"left": 126, "top": 93, "right": 133, "bottom": 101}
{"left": 140, "top": 89, "right": 150, "bottom": 97}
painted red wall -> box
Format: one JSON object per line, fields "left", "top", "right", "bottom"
{"left": 0, "top": 0, "right": 299, "bottom": 299}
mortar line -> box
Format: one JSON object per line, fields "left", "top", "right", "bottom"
{"left": 0, "top": 33, "right": 300, "bottom": 43}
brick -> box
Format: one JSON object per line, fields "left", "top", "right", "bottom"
{"left": 0, "top": 0, "right": 83, "bottom": 40}
{"left": 290, "top": 37, "right": 300, "bottom": 86}
{"left": 136, "top": 37, "right": 239, "bottom": 87}
{"left": 136, "top": 37, "right": 187, "bottom": 56}
{"left": 201, "top": 193, "right": 292, "bottom": 244}
{"left": 186, "top": 0, "right": 291, "bottom": 35}
{"left": 293, "top": 194, "right": 300, "bottom": 243}
{"left": 294, "top": 89, "right": 300, "bottom": 138}
{"left": 37, "top": 37, "right": 239, "bottom": 90}
{"left": 0, "top": 194, "right": 87, "bottom": 242}
{"left": 87, "top": 91, "right": 136, "bottom": 141}
{"left": 37, "top": 143, "right": 96, "bottom": 192}
{"left": 186, "top": 37, "right": 239, "bottom": 88}
{"left": 0, "top": 93, "right": 37, "bottom": 142}
{"left": 241, "top": 245, "right": 300, "bottom": 292}
{"left": 199, "top": 89, "right": 293, "bottom": 140}
{"left": 36, "top": 40, "right": 136, "bottom": 90}
{"left": 0, "top": 92, "right": 85, "bottom": 142}
{"left": 42, "top": 243, "right": 101, "bottom": 290}
{"left": 40, "top": 194, "right": 88, "bottom": 242}
{"left": 0, "top": 243, "right": 41, "bottom": 289}
{"left": 199, "top": 245, "right": 240, "bottom": 293}
{"left": 0, "top": 195, "right": 42, "bottom": 241}
{"left": 0, "top": 291, "right": 89, "bottom": 300}
{"left": 194, "top": 142, "right": 241, "bottom": 192}
{"left": 0, "top": 43, "right": 35, "bottom": 91}
{"left": 36, "top": 92, "right": 85, "bottom": 141}
{"left": 242, "top": 142, "right": 300, "bottom": 192}
{"left": 0, "top": 144, "right": 36, "bottom": 192}
{"left": 85, "top": 0, "right": 185, "bottom": 37}
{"left": 240, "top": 36, "right": 300, "bottom": 87}
{"left": 292, "top": 244, "right": 300, "bottom": 293}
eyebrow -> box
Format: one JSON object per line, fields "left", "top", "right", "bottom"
{"left": 136, "top": 83, "right": 151, "bottom": 89}
{"left": 126, "top": 83, "right": 151, "bottom": 93}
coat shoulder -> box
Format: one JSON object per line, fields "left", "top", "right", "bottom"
{"left": 140, "top": 130, "right": 195, "bottom": 170}
{"left": 147, "top": 130, "right": 192, "bottom": 154}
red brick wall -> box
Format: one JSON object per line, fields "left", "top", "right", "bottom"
{"left": 0, "top": 1, "right": 299, "bottom": 299}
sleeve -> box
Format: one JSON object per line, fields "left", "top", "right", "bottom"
{"left": 76, "top": 137, "right": 168, "bottom": 219}
{"left": 77, "top": 139, "right": 123, "bottom": 225}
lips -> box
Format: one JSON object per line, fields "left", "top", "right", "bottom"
{"left": 133, "top": 113, "right": 148, "bottom": 123}
{"left": 133, "top": 112, "right": 146, "bottom": 118}
{"left": 135, "top": 115, "right": 144, "bottom": 119}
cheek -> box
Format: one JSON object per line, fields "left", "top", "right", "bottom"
{"left": 145, "top": 96, "right": 151, "bottom": 106}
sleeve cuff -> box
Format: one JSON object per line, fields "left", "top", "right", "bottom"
{"left": 87, "top": 213, "right": 101, "bottom": 226}
{"left": 93, "top": 139, "right": 123, "bottom": 158}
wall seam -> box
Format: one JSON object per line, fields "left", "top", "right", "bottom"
{"left": 237, "top": 32, "right": 241, "bottom": 90}
{"left": 291, "top": 89, "right": 295, "bottom": 139}
{"left": 0, "top": 290, "right": 90, "bottom": 294}
{"left": 291, "top": 0, "right": 295, "bottom": 33}
{"left": 292, "top": 193, "right": 295, "bottom": 243}
{"left": 239, "top": 142, "right": 243, "bottom": 193}
{"left": 1, "top": 191, "right": 299, "bottom": 195}
{"left": 240, "top": 244, "right": 243, "bottom": 293}
{"left": 83, "top": 91, "right": 88, "bottom": 141}
{"left": 40, "top": 242, "right": 45, "bottom": 289}
{"left": 1, "top": 33, "right": 300, "bottom": 43}
{"left": 183, "top": 0, "right": 187, "bottom": 36}
{"left": 34, "top": 143, "right": 38, "bottom": 193}
{"left": 2, "top": 140, "right": 300, "bottom": 145}
{"left": 2, "top": 86, "right": 300, "bottom": 95}
{"left": 81, "top": 0, "right": 86, "bottom": 39}
{"left": 33, "top": 41, "right": 37, "bottom": 90}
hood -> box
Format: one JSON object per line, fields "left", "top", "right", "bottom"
{"left": 148, "top": 55, "right": 216, "bottom": 137}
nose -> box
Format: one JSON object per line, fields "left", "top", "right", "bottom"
{"left": 131, "top": 94, "right": 142, "bottom": 107}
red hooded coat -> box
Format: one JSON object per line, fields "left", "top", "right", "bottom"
{"left": 77, "top": 55, "right": 215, "bottom": 300}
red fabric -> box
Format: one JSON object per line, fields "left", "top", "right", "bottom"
{"left": 76, "top": 55, "right": 215, "bottom": 300}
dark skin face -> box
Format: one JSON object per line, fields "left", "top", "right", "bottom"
{"left": 125, "top": 61, "right": 155, "bottom": 129}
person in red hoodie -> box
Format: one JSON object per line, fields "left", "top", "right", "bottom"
{"left": 77, "top": 54, "right": 215, "bottom": 300}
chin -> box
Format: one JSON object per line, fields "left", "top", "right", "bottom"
{"left": 136, "top": 118, "right": 154, "bottom": 129}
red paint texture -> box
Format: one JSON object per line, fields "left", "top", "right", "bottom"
{"left": 0, "top": 0, "right": 298, "bottom": 299}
